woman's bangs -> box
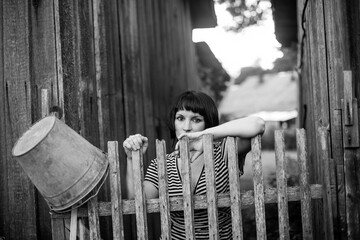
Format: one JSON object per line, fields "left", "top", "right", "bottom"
{"left": 176, "top": 96, "right": 205, "bottom": 116}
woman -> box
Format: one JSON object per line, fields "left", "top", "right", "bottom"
{"left": 123, "top": 91, "right": 265, "bottom": 239}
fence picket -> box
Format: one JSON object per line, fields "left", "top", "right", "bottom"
{"left": 132, "top": 150, "right": 148, "bottom": 240}
{"left": 108, "top": 141, "right": 125, "bottom": 240}
{"left": 69, "top": 208, "right": 78, "bottom": 240}
{"left": 318, "top": 127, "right": 334, "bottom": 240}
{"left": 251, "top": 135, "right": 267, "bottom": 240}
{"left": 50, "top": 132, "right": 332, "bottom": 240}
{"left": 88, "top": 196, "right": 101, "bottom": 240}
{"left": 227, "top": 137, "right": 244, "bottom": 240}
{"left": 156, "top": 140, "right": 172, "bottom": 240}
{"left": 203, "top": 135, "right": 219, "bottom": 240}
{"left": 296, "top": 129, "right": 313, "bottom": 240}
{"left": 180, "top": 137, "right": 196, "bottom": 239}
{"left": 275, "top": 130, "right": 290, "bottom": 240}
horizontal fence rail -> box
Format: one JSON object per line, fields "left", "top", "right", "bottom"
{"left": 51, "top": 129, "right": 333, "bottom": 240}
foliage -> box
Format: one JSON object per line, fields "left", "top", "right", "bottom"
{"left": 216, "top": 0, "right": 269, "bottom": 31}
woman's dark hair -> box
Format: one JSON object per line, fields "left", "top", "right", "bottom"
{"left": 167, "top": 91, "right": 219, "bottom": 139}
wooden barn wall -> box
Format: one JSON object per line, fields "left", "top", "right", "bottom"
{"left": 298, "top": 0, "right": 359, "bottom": 239}
{"left": 0, "top": 0, "right": 199, "bottom": 239}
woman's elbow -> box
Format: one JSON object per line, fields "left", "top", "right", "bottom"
{"left": 254, "top": 117, "right": 266, "bottom": 135}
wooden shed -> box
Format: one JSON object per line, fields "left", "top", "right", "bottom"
{"left": 1, "top": 0, "right": 360, "bottom": 239}
{"left": 295, "top": 0, "right": 360, "bottom": 239}
{"left": 0, "top": 0, "right": 216, "bottom": 239}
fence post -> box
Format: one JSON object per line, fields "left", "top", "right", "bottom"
{"left": 296, "top": 129, "right": 313, "bottom": 240}
{"left": 227, "top": 137, "right": 244, "bottom": 240}
{"left": 251, "top": 135, "right": 267, "bottom": 240}
{"left": 203, "top": 134, "right": 219, "bottom": 240}
{"left": 275, "top": 130, "right": 290, "bottom": 240}
{"left": 132, "top": 149, "right": 149, "bottom": 240}
{"left": 318, "top": 127, "right": 334, "bottom": 240}
{"left": 108, "top": 141, "right": 125, "bottom": 240}
{"left": 156, "top": 140, "right": 171, "bottom": 240}
{"left": 180, "top": 137, "right": 196, "bottom": 239}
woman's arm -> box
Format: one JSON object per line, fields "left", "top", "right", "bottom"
{"left": 177, "top": 116, "right": 265, "bottom": 160}
{"left": 202, "top": 116, "right": 265, "bottom": 140}
{"left": 123, "top": 134, "right": 159, "bottom": 199}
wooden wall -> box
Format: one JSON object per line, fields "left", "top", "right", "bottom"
{"left": 0, "top": 0, "right": 202, "bottom": 239}
{"left": 298, "top": 0, "right": 360, "bottom": 239}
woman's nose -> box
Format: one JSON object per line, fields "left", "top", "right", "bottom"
{"left": 183, "top": 120, "right": 191, "bottom": 132}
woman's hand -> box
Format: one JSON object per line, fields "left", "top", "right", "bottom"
{"left": 176, "top": 132, "right": 204, "bottom": 162}
{"left": 123, "top": 134, "right": 148, "bottom": 159}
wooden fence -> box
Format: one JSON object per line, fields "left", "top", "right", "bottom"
{"left": 51, "top": 129, "right": 333, "bottom": 239}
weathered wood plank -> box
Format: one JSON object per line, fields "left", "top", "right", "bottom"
{"left": 132, "top": 150, "right": 148, "bottom": 240}
{"left": 51, "top": 218, "right": 66, "bottom": 240}
{"left": 227, "top": 137, "right": 244, "bottom": 240}
{"left": 331, "top": 110, "right": 346, "bottom": 238}
{"left": 93, "top": 0, "right": 105, "bottom": 151}
{"left": 69, "top": 208, "right": 78, "bottom": 240}
{"left": 53, "top": 0, "right": 64, "bottom": 115}
{"left": 318, "top": 127, "right": 334, "bottom": 240}
{"left": 156, "top": 140, "right": 171, "bottom": 240}
{"left": 296, "top": 129, "right": 313, "bottom": 240}
{"left": 30, "top": 0, "right": 59, "bottom": 117}
{"left": 342, "top": 71, "right": 360, "bottom": 239}
{"left": 275, "top": 130, "right": 290, "bottom": 240}
{"left": 41, "top": 89, "right": 50, "bottom": 118}
{"left": 322, "top": 1, "right": 350, "bottom": 235}
{"left": 203, "top": 135, "right": 219, "bottom": 240}
{"left": 58, "top": 0, "right": 81, "bottom": 130}
{"left": 88, "top": 196, "right": 101, "bottom": 240}
{"left": 0, "top": 0, "right": 6, "bottom": 236}
{"left": 3, "top": 1, "right": 37, "bottom": 239}
{"left": 180, "top": 137, "right": 195, "bottom": 239}
{"left": 52, "top": 184, "right": 325, "bottom": 219}
{"left": 108, "top": 141, "right": 125, "bottom": 240}
{"left": 251, "top": 135, "right": 267, "bottom": 240}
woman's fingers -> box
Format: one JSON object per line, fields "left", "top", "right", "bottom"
{"left": 123, "top": 134, "right": 148, "bottom": 151}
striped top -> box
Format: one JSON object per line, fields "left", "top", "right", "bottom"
{"left": 145, "top": 139, "right": 244, "bottom": 239}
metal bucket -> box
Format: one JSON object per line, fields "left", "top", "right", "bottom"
{"left": 12, "top": 116, "right": 109, "bottom": 212}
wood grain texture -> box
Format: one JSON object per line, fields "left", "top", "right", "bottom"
{"left": 179, "top": 137, "right": 195, "bottom": 239}
{"left": 318, "top": 127, "right": 334, "bottom": 240}
{"left": 52, "top": 184, "right": 325, "bottom": 219}
{"left": 274, "top": 130, "right": 290, "bottom": 240}
{"left": 251, "top": 135, "right": 267, "bottom": 240}
{"left": 203, "top": 135, "right": 219, "bottom": 240}
{"left": 3, "top": 1, "right": 37, "bottom": 239}
{"left": 0, "top": 1, "right": 6, "bottom": 236}
{"left": 69, "top": 208, "right": 78, "bottom": 240}
{"left": 132, "top": 150, "right": 149, "bottom": 240}
{"left": 156, "top": 140, "right": 171, "bottom": 240}
{"left": 108, "top": 141, "right": 125, "bottom": 240}
{"left": 296, "top": 129, "right": 313, "bottom": 240}
{"left": 227, "top": 137, "right": 244, "bottom": 240}
{"left": 88, "top": 196, "right": 101, "bottom": 240}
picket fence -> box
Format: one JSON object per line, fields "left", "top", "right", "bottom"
{"left": 51, "top": 128, "right": 333, "bottom": 240}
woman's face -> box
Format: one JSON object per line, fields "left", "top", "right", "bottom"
{"left": 174, "top": 109, "right": 205, "bottom": 139}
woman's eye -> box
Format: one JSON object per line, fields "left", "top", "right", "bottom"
{"left": 176, "top": 116, "right": 184, "bottom": 121}
{"left": 193, "top": 118, "right": 202, "bottom": 123}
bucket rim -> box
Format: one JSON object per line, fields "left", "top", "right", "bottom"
{"left": 12, "top": 116, "right": 57, "bottom": 157}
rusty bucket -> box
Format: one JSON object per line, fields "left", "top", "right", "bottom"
{"left": 12, "top": 116, "right": 109, "bottom": 212}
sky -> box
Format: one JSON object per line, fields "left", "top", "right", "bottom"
{"left": 192, "top": 1, "right": 283, "bottom": 79}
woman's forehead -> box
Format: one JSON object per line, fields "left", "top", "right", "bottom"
{"left": 176, "top": 109, "right": 203, "bottom": 117}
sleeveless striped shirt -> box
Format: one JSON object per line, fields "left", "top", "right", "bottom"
{"left": 145, "top": 139, "right": 243, "bottom": 239}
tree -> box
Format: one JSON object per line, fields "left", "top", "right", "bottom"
{"left": 217, "top": 0, "right": 269, "bottom": 31}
